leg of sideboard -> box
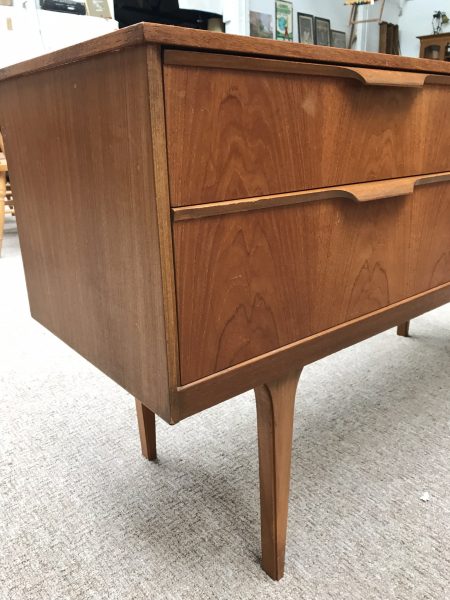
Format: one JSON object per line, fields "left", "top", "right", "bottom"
{"left": 255, "top": 369, "right": 302, "bottom": 580}
{"left": 135, "top": 399, "right": 157, "bottom": 461}
{"left": 397, "top": 321, "right": 411, "bottom": 337}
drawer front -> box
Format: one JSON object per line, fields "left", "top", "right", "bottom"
{"left": 173, "top": 182, "right": 450, "bottom": 384}
{"left": 164, "top": 53, "right": 450, "bottom": 207}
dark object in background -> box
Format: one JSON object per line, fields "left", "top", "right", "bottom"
{"left": 297, "top": 13, "right": 314, "bottom": 45}
{"left": 114, "top": 0, "right": 221, "bottom": 29}
{"left": 40, "top": 0, "right": 87, "bottom": 15}
{"left": 445, "top": 43, "right": 450, "bottom": 61}
{"left": 331, "top": 29, "right": 346, "bottom": 49}
{"left": 432, "top": 11, "right": 449, "bottom": 35}
{"left": 314, "top": 17, "right": 331, "bottom": 46}
{"left": 424, "top": 45, "right": 441, "bottom": 60}
{"left": 379, "top": 21, "right": 399, "bottom": 55}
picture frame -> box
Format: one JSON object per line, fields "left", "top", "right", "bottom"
{"left": 275, "top": 0, "right": 293, "bottom": 42}
{"left": 314, "top": 17, "right": 331, "bottom": 47}
{"left": 297, "top": 13, "right": 315, "bottom": 45}
{"left": 331, "top": 30, "right": 347, "bottom": 49}
{"left": 250, "top": 11, "right": 274, "bottom": 39}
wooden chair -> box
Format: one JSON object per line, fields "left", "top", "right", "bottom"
{"left": 0, "top": 143, "right": 6, "bottom": 258}
{"left": 0, "top": 130, "right": 14, "bottom": 257}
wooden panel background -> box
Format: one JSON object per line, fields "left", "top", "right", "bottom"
{"left": 164, "top": 64, "right": 450, "bottom": 206}
{"left": 174, "top": 184, "right": 450, "bottom": 384}
{"left": 0, "top": 45, "right": 175, "bottom": 421}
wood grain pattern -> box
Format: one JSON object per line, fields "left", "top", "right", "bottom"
{"left": 172, "top": 172, "right": 450, "bottom": 221}
{"left": 0, "top": 24, "right": 146, "bottom": 82}
{"left": 0, "top": 46, "right": 176, "bottom": 422}
{"left": 1, "top": 28, "right": 449, "bottom": 582}
{"left": 174, "top": 183, "right": 450, "bottom": 384}
{"left": 3, "top": 22, "right": 450, "bottom": 83}
{"left": 173, "top": 282, "right": 450, "bottom": 422}
{"left": 407, "top": 187, "right": 450, "bottom": 292}
{"left": 165, "top": 61, "right": 450, "bottom": 207}
{"left": 145, "top": 45, "right": 180, "bottom": 410}
{"left": 164, "top": 50, "right": 450, "bottom": 88}
{"left": 255, "top": 370, "right": 302, "bottom": 580}
{"left": 136, "top": 399, "right": 157, "bottom": 460}
{"left": 164, "top": 61, "right": 450, "bottom": 206}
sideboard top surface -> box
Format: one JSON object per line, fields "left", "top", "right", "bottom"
{"left": 1, "top": 22, "right": 450, "bottom": 83}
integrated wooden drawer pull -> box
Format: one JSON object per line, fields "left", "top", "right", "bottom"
{"left": 345, "top": 172, "right": 450, "bottom": 202}
{"left": 172, "top": 172, "right": 450, "bottom": 222}
{"left": 164, "top": 50, "right": 450, "bottom": 88}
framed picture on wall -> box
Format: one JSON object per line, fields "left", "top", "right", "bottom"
{"left": 250, "top": 11, "right": 274, "bottom": 39}
{"left": 275, "top": 1, "right": 293, "bottom": 42}
{"left": 314, "top": 17, "right": 331, "bottom": 46}
{"left": 297, "top": 13, "right": 315, "bottom": 44}
{"left": 331, "top": 30, "right": 347, "bottom": 48}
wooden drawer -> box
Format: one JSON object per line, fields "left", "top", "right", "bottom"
{"left": 173, "top": 177, "right": 450, "bottom": 384}
{"left": 164, "top": 51, "right": 450, "bottom": 207}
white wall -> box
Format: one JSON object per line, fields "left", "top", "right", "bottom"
{"left": 0, "top": 4, "right": 117, "bottom": 68}
{"left": 35, "top": 10, "right": 117, "bottom": 53}
{"left": 224, "top": 0, "right": 249, "bottom": 35}
{"left": 0, "top": 6, "right": 44, "bottom": 67}
{"left": 399, "top": 0, "right": 450, "bottom": 57}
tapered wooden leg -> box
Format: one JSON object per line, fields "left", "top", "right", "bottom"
{"left": 135, "top": 399, "right": 157, "bottom": 461}
{"left": 255, "top": 369, "right": 302, "bottom": 580}
{"left": 397, "top": 321, "right": 410, "bottom": 337}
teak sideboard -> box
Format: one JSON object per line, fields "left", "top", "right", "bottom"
{"left": 1, "top": 24, "right": 449, "bottom": 580}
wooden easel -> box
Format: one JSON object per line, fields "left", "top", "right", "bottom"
{"left": 348, "top": 0, "right": 387, "bottom": 49}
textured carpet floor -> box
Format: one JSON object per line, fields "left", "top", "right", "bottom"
{"left": 1, "top": 218, "right": 449, "bottom": 600}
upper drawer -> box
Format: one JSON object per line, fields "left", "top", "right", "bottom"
{"left": 163, "top": 51, "right": 450, "bottom": 207}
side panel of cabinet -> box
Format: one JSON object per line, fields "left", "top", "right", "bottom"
{"left": 0, "top": 45, "right": 176, "bottom": 421}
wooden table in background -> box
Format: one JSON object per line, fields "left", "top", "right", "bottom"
{"left": 0, "top": 23, "right": 449, "bottom": 580}
{"left": 418, "top": 32, "right": 450, "bottom": 60}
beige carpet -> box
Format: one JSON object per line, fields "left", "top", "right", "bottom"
{"left": 1, "top": 218, "right": 449, "bottom": 600}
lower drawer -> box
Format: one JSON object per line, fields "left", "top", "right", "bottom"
{"left": 173, "top": 180, "right": 450, "bottom": 384}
